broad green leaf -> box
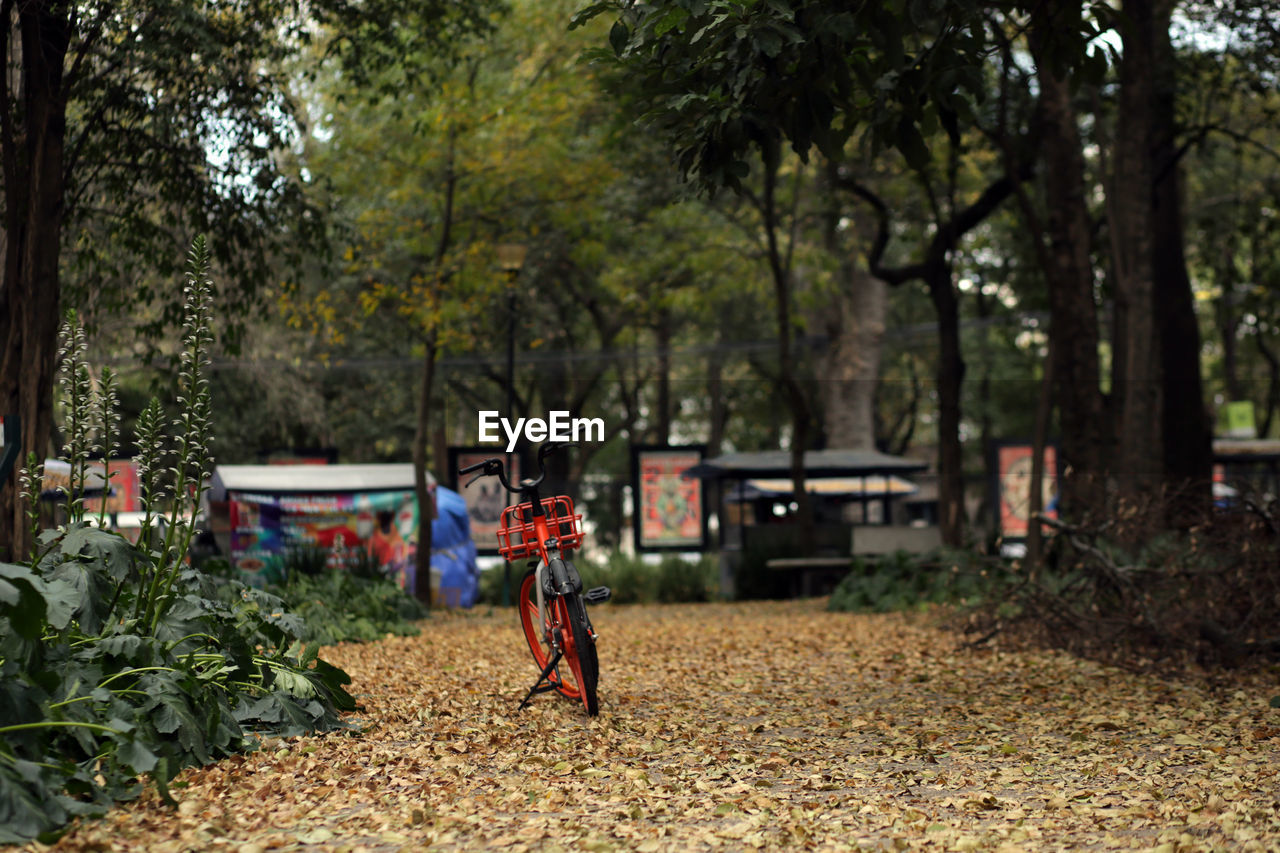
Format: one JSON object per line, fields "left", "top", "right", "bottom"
{"left": 610, "top": 21, "right": 630, "bottom": 56}
{"left": 114, "top": 739, "right": 159, "bottom": 775}
{"left": 0, "top": 564, "right": 47, "bottom": 639}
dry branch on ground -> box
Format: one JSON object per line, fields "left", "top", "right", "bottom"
{"left": 36, "top": 600, "right": 1280, "bottom": 852}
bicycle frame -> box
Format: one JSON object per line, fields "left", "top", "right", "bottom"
{"left": 519, "top": 504, "right": 582, "bottom": 652}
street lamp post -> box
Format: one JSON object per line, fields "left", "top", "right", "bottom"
{"left": 495, "top": 244, "right": 527, "bottom": 607}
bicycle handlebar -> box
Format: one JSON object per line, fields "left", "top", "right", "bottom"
{"left": 458, "top": 442, "right": 576, "bottom": 494}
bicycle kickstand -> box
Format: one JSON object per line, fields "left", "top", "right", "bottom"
{"left": 517, "top": 649, "right": 564, "bottom": 711}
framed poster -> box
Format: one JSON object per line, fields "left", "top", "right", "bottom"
{"left": 991, "top": 441, "right": 1059, "bottom": 539}
{"left": 449, "top": 446, "right": 523, "bottom": 556}
{"left": 631, "top": 445, "right": 706, "bottom": 551}
{"left": 83, "top": 460, "right": 141, "bottom": 514}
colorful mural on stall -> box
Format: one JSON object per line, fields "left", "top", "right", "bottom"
{"left": 228, "top": 490, "right": 418, "bottom": 586}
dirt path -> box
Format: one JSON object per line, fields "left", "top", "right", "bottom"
{"left": 45, "top": 600, "right": 1280, "bottom": 851}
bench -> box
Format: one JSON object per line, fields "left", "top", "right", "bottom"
{"left": 764, "top": 526, "right": 942, "bottom": 598}
{"left": 766, "top": 556, "right": 852, "bottom": 598}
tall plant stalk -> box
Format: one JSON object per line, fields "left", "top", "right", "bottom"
{"left": 17, "top": 452, "right": 44, "bottom": 569}
{"left": 147, "top": 238, "right": 217, "bottom": 632}
{"left": 94, "top": 367, "right": 120, "bottom": 529}
{"left": 130, "top": 398, "right": 168, "bottom": 620}
{"left": 56, "top": 311, "right": 95, "bottom": 523}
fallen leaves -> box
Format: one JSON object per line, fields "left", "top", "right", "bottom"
{"left": 36, "top": 600, "right": 1280, "bottom": 851}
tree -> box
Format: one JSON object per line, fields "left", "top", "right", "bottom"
{"left": 1182, "top": 57, "right": 1280, "bottom": 436}
{"left": 293, "top": 0, "right": 732, "bottom": 591}
{"left": 574, "top": 0, "right": 1016, "bottom": 542}
{"left": 0, "top": 0, "right": 493, "bottom": 561}
{"left": 992, "top": 4, "right": 1109, "bottom": 521}
{"left": 846, "top": 152, "right": 1033, "bottom": 545}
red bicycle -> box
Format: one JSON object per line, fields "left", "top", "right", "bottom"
{"left": 459, "top": 443, "right": 610, "bottom": 715}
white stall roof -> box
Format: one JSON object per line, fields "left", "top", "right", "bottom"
{"left": 209, "top": 464, "right": 434, "bottom": 500}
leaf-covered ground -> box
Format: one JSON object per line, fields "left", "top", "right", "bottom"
{"left": 37, "top": 600, "right": 1280, "bottom": 851}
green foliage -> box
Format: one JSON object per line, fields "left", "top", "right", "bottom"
{"left": 0, "top": 533, "right": 355, "bottom": 843}
{"left": 60, "top": 0, "right": 500, "bottom": 349}
{"left": 201, "top": 550, "right": 427, "bottom": 647}
{"left": 279, "top": 546, "right": 331, "bottom": 579}
{"left": 652, "top": 554, "right": 719, "bottom": 603}
{"left": 268, "top": 565, "right": 429, "bottom": 647}
{"left": 476, "top": 563, "right": 513, "bottom": 607}
{"left": 477, "top": 552, "right": 720, "bottom": 606}
{"left": 573, "top": 0, "right": 997, "bottom": 189}
{"left": 827, "top": 549, "right": 1001, "bottom": 613}
{"left": 580, "top": 553, "right": 659, "bottom": 605}
{"left": 0, "top": 241, "right": 355, "bottom": 843}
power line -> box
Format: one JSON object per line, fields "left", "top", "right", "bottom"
{"left": 111, "top": 312, "right": 1048, "bottom": 373}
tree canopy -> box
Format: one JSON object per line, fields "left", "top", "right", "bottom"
{"left": 5, "top": 0, "right": 1280, "bottom": 560}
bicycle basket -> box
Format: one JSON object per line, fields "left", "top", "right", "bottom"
{"left": 496, "top": 496, "right": 583, "bottom": 561}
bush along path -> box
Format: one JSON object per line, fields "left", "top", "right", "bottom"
{"left": 39, "top": 599, "right": 1280, "bottom": 852}
{"left": 0, "top": 241, "right": 354, "bottom": 844}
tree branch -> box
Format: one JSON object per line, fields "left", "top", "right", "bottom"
{"left": 64, "top": 0, "right": 118, "bottom": 90}
{"left": 839, "top": 166, "right": 1029, "bottom": 287}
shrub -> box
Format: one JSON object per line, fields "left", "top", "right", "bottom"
{"left": 976, "top": 497, "right": 1280, "bottom": 668}
{"left": 580, "top": 552, "right": 660, "bottom": 604}
{"left": 654, "top": 554, "right": 719, "bottom": 603}
{"left": 202, "top": 553, "right": 429, "bottom": 646}
{"left": 0, "top": 240, "right": 354, "bottom": 843}
{"left": 271, "top": 567, "right": 429, "bottom": 646}
{"left": 475, "top": 551, "right": 720, "bottom": 606}
{"left": 827, "top": 549, "right": 1004, "bottom": 613}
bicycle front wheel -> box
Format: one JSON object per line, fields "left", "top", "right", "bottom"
{"left": 517, "top": 569, "right": 598, "bottom": 715}
{"left": 518, "top": 568, "right": 580, "bottom": 702}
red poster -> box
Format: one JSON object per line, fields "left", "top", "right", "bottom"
{"left": 84, "top": 460, "right": 141, "bottom": 514}
{"left": 638, "top": 450, "right": 703, "bottom": 548}
{"left": 997, "top": 444, "right": 1058, "bottom": 538}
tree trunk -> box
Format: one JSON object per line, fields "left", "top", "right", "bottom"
{"left": 412, "top": 334, "right": 438, "bottom": 605}
{"left": 1026, "top": 356, "right": 1053, "bottom": 570}
{"left": 654, "top": 303, "right": 672, "bottom": 444}
{"left": 814, "top": 162, "right": 885, "bottom": 451}
{"left": 0, "top": 3, "right": 71, "bottom": 562}
{"left": 929, "top": 260, "right": 966, "bottom": 547}
{"left": 1257, "top": 335, "right": 1280, "bottom": 438}
{"left": 707, "top": 322, "right": 727, "bottom": 455}
{"left": 1215, "top": 232, "right": 1241, "bottom": 402}
{"left": 757, "top": 138, "right": 812, "bottom": 532}
{"left": 411, "top": 118, "right": 459, "bottom": 606}
{"left": 1028, "top": 38, "right": 1107, "bottom": 521}
{"left": 1111, "top": 0, "right": 1164, "bottom": 509}
{"left": 817, "top": 263, "right": 885, "bottom": 451}
{"left": 1150, "top": 0, "right": 1212, "bottom": 524}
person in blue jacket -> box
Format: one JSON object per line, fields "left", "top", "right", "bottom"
{"left": 430, "top": 486, "right": 480, "bottom": 607}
